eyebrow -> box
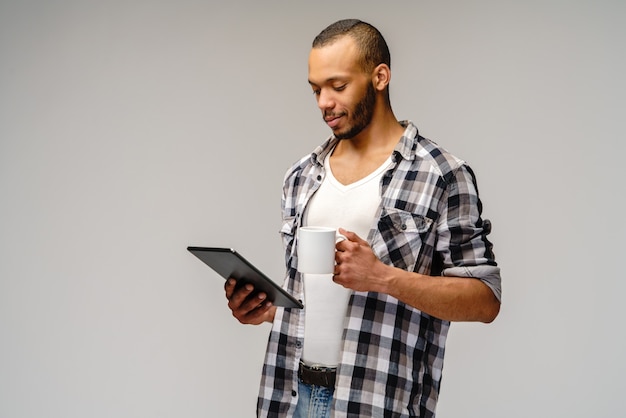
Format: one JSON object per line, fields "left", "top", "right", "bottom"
{"left": 308, "top": 76, "right": 349, "bottom": 87}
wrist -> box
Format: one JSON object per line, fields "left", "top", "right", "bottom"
{"left": 377, "top": 262, "right": 399, "bottom": 295}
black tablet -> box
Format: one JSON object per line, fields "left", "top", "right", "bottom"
{"left": 187, "top": 247, "right": 303, "bottom": 309}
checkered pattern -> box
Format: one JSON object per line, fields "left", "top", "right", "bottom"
{"left": 257, "top": 121, "right": 501, "bottom": 417}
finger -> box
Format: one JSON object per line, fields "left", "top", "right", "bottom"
{"left": 234, "top": 293, "right": 272, "bottom": 324}
{"left": 227, "top": 282, "right": 256, "bottom": 309}
{"left": 332, "top": 267, "right": 347, "bottom": 288}
{"left": 224, "top": 278, "right": 237, "bottom": 299}
{"left": 338, "top": 228, "right": 368, "bottom": 245}
{"left": 229, "top": 284, "right": 270, "bottom": 313}
{"left": 240, "top": 301, "right": 274, "bottom": 325}
{"left": 244, "top": 296, "right": 273, "bottom": 317}
{"left": 241, "top": 291, "right": 269, "bottom": 312}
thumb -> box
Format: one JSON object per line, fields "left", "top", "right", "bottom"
{"left": 338, "top": 228, "right": 368, "bottom": 245}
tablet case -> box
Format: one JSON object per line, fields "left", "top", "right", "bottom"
{"left": 187, "top": 246, "right": 303, "bottom": 309}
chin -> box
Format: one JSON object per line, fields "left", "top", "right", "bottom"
{"left": 334, "top": 123, "right": 369, "bottom": 140}
{"left": 332, "top": 124, "right": 358, "bottom": 140}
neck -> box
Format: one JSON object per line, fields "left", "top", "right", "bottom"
{"left": 336, "top": 109, "right": 404, "bottom": 156}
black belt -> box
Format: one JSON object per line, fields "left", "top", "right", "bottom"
{"left": 298, "top": 361, "right": 337, "bottom": 388}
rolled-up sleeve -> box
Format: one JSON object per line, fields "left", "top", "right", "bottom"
{"left": 437, "top": 164, "right": 502, "bottom": 301}
{"left": 442, "top": 265, "right": 502, "bottom": 302}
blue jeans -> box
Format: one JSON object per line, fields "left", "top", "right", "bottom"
{"left": 293, "top": 380, "right": 334, "bottom": 418}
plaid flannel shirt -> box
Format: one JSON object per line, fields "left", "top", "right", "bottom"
{"left": 257, "top": 121, "right": 501, "bottom": 417}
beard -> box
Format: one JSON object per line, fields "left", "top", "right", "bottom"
{"left": 329, "top": 83, "right": 377, "bottom": 140}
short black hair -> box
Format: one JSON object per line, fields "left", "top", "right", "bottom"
{"left": 312, "top": 19, "right": 391, "bottom": 73}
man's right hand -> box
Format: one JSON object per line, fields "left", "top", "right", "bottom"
{"left": 224, "top": 278, "right": 276, "bottom": 325}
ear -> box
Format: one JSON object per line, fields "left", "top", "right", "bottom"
{"left": 372, "top": 63, "right": 391, "bottom": 92}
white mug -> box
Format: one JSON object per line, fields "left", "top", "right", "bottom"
{"left": 297, "top": 226, "right": 346, "bottom": 274}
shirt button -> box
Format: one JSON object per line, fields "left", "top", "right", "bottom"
{"left": 295, "top": 341, "right": 302, "bottom": 348}
{"left": 292, "top": 390, "right": 297, "bottom": 397}
{"left": 401, "top": 223, "right": 407, "bottom": 230}
{"left": 317, "top": 175, "right": 322, "bottom": 181}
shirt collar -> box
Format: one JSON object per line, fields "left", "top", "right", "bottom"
{"left": 310, "top": 136, "right": 338, "bottom": 167}
{"left": 309, "top": 120, "right": 419, "bottom": 166}
{"left": 394, "top": 120, "right": 419, "bottom": 161}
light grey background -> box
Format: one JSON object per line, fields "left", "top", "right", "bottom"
{"left": 1, "top": 1, "right": 624, "bottom": 417}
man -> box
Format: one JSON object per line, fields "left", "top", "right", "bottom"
{"left": 225, "top": 19, "right": 501, "bottom": 417}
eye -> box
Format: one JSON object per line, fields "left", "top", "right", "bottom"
{"left": 334, "top": 84, "right": 347, "bottom": 92}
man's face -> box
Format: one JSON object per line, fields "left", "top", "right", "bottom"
{"left": 308, "top": 36, "right": 377, "bottom": 140}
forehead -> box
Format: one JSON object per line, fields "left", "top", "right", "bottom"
{"left": 308, "top": 36, "right": 363, "bottom": 84}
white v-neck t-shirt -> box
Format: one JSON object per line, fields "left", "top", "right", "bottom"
{"left": 302, "top": 150, "right": 392, "bottom": 367}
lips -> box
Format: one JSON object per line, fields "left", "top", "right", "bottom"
{"left": 324, "top": 114, "right": 343, "bottom": 129}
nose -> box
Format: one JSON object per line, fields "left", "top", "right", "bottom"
{"left": 316, "top": 88, "right": 334, "bottom": 111}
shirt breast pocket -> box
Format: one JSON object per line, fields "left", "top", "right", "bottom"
{"left": 374, "top": 207, "right": 435, "bottom": 272}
